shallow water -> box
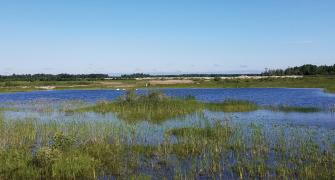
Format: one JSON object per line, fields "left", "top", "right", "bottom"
{"left": 1, "top": 89, "right": 335, "bottom": 178}
{"left": 1, "top": 88, "right": 334, "bottom": 136}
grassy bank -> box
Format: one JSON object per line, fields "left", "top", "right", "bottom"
{"left": 1, "top": 76, "right": 335, "bottom": 93}
{"left": 326, "top": 86, "right": 335, "bottom": 93}
{"left": 153, "top": 76, "right": 335, "bottom": 92}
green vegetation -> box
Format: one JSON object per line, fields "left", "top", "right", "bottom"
{"left": 205, "top": 100, "right": 259, "bottom": 112}
{"left": 0, "top": 73, "right": 109, "bottom": 81}
{"left": 262, "top": 64, "right": 335, "bottom": 76}
{"left": 1, "top": 113, "right": 335, "bottom": 179}
{"left": 78, "top": 91, "right": 204, "bottom": 123}
{"left": 154, "top": 76, "right": 335, "bottom": 91}
{"left": 77, "top": 91, "right": 329, "bottom": 123}
{"left": 77, "top": 91, "right": 264, "bottom": 123}
{"left": 166, "top": 123, "right": 335, "bottom": 179}
{"left": 0, "top": 117, "right": 137, "bottom": 179}
{"left": 266, "top": 105, "right": 322, "bottom": 113}
{"left": 0, "top": 107, "right": 16, "bottom": 112}
{"left": 1, "top": 75, "right": 335, "bottom": 93}
{"left": 326, "top": 86, "right": 335, "bottom": 93}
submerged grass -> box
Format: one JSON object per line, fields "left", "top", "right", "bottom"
{"left": 205, "top": 100, "right": 259, "bottom": 112}
{"left": 266, "top": 105, "right": 322, "bottom": 113}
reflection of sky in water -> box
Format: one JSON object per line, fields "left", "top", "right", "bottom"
{"left": 1, "top": 88, "right": 335, "bottom": 108}
{"left": 3, "top": 108, "right": 335, "bottom": 145}
{"left": 207, "top": 110, "right": 335, "bottom": 128}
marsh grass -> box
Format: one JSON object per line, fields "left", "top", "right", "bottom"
{"left": 1, "top": 113, "right": 335, "bottom": 179}
{"left": 0, "top": 118, "right": 139, "bottom": 179}
{"left": 78, "top": 91, "right": 204, "bottom": 123}
{"left": 266, "top": 105, "right": 322, "bottom": 113}
{"left": 77, "top": 91, "right": 261, "bottom": 124}
{"left": 205, "top": 100, "right": 259, "bottom": 112}
{"left": 166, "top": 123, "right": 335, "bottom": 179}
{"left": 77, "top": 91, "right": 325, "bottom": 124}
{"left": 0, "top": 107, "right": 17, "bottom": 111}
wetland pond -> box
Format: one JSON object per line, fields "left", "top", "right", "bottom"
{"left": 1, "top": 88, "right": 335, "bottom": 179}
{"left": 1, "top": 88, "right": 334, "bottom": 129}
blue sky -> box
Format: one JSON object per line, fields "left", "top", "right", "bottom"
{"left": 0, "top": 0, "right": 334, "bottom": 74}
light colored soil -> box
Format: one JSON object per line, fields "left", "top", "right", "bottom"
{"left": 100, "top": 81, "right": 138, "bottom": 88}
{"left": 99, "top": 81, "right": 125, "bottom": 85}
{"left": 36, "top": 86, "right": 56, "bottom": 90}
{"left": 149, "top": 80, "right": 194, "bottom": 85}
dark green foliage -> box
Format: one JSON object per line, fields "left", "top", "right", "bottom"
{"left": 0, "top": 73, "right": 109, "bottom": 81}
{"left": 214, "top": 76, "right": 221, "bottom": 81}
{"left": 120, "top": 73, "right": 151, "bottom": 79}
{"left": 262, "top": 64, "right": 335, "bottom": 76}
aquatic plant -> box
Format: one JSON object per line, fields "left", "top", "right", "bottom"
{"left": 266, "top": 105, "right": 321, "bottom": 113}
{"left": 205, "top": 99, "right": 259, "bottom": 112}
{"left": 78, "top": 90, "right": 204, "bottom": 123}
{"left": 1, "top": 94, "right": 335, "bottom": 179}
{"left": 77, "top": 92, "right": 260, "bottom": 124}
{"left": 1, "top": 115, "right": 335, "bottom": 179}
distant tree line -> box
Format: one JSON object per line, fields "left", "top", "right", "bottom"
{"left": 1, "top": 73, "right": 262, "bottom": 81}
{"left": 0, "top": 74, "right": 109, "bottom": 81}
{"left": 120, "top": 73, "right": 151, "bottom": 79}
{"left": 262, "top": 64, "right": 335, "bottom": 76}
{"left": 2, "top": 64, "right": 333, "bottom": 81}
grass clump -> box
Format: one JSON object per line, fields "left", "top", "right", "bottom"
{"left": 77, "top": 92, "right": 261, "bottom": 124}
{"left": 166, "top": 123, "right": 234, "bottom": 159}
{"left": 0, "top": 118, "right": 140, "bottom": 179}
{"left": 78, "top": 90, "right": 204, "bottom": 123}
{"left": 267, "top": 105, "right": 321, "bottom": 113}
{"left": 205, "top": 99, "right": 259, "bottom": 112}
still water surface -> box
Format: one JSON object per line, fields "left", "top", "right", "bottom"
{"left": 1, "top": 88, "right": 335, "bottom": 107}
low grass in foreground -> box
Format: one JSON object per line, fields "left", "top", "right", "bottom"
{"left": 1, "top": 114, "right": 335, "bottom": 179}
